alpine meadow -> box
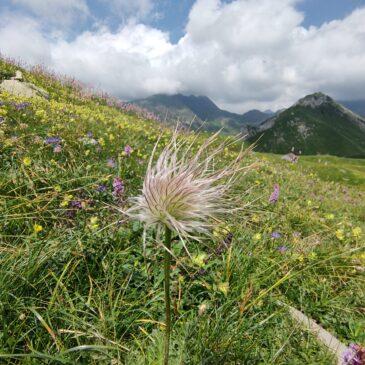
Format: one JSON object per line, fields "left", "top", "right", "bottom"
{"left": 0, "top": 0, "right": 365, "bottom": 364}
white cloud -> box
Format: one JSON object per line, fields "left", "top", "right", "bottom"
{"left": 1, "top": 0, "right": 365, "bottom": 112}
{"left": 10, "top": 0, "right": 89, "bottom": 26}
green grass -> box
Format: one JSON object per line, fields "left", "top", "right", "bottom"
{"left": 0, "top": 58, "right": 364, "bottom": 364}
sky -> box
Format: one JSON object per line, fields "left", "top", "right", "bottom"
{"left": 0, "top": 0, "right": 365, "bottom": 112}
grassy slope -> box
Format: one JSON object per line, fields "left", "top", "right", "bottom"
{"left": 0, "top": 59, "right": 364, "bottom": 364}
{"left": 252, "top": 104, "right": 365, "bottom": 157}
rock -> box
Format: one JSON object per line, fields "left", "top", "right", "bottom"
{"left": 281, "top": 152, "right": 299, "bottom": 163}
{"left": 0, "top": 79, "right": 49, "bottom": 99}
{"left": 12, "top": 70, "right": 23, "bottom": 81}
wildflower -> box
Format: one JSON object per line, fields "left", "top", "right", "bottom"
{"left": 0, "top": 116, "right": 4, "bottom": 124}
{"left": 271, "top": 231, "right": 281, "bottom": 239}
{"left": 277, "top": 245, "right": 288, "bottom": 253}
{"left": 217, "top": 282, "right": 229, "bottom": 296}
{"left": 113, "top": 177, "right": 124, "bottom": 197}
{"left": 325, "top": 213, "right": 335, "bottom": 220}
{"left": 269, "top": 184, "right": 280, "bottom": 204}
{"left": 126, "top": 131, "right": 248, "bottom": 364}
{"left": 352, "top": 227, "right": 362, "bottom": 239}
{"left": 253, "top": 233, "right": 262, "bottom": 241}
{"left": 126, "top": 132, "right": 246, "bottom": 241}
{"left": 86, "top": 131, "right": 93, "bottom": 138}
{"left": 308, "top": 252, "right": 317, "bottom": 260}
{"left": 336, "top": 229, "right": 345, "bottom": 241}
{"left": 107, "top": 158, "right": 116, "bottom": 168}
{"left": 70, "top": 200, "right": 82, "bottom": 209}
{"left": 44, "top": 136, "right": 61, "bottom": 145}
{"left": 33, "top": 224, "right": 43, "bottom": 233}
{"left": 53, "top": 145, "right": 62, "bottom": 153}
{"left": 191, "top": 253, "right": 207, "bottom": 267}
{"left": 96, "top": 184, "right": 107, "bottom": 193}
{"left": 54, "top": 185, "right": 62, "bottom": 192}
{"left": 198, "top": 303, "right": 208, "bottom": 316}
{"left": 22, "top": 157, "right": 32, "bottom": 166}
{"left": 88, "top": 216, "right": 99, "bottom": 230}
{"left": 123, "top": 145, "right": 133, "bottom": 156}
{"left": 343, "top": 343, "right": 365, "bottom": 365}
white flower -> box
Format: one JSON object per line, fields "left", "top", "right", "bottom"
{"left": 127, "top": 131, "right": 251, "bottom": 243}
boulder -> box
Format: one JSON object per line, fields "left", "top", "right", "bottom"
{"left": 0, "top": 79, "right": 49, "bottom": 99}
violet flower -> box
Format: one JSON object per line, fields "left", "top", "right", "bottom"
{"left": 107, "top": 158, "right": 116, "bottom": 168}
{"left": 124, "top": 145, "right": 132, "bottom": 156}
{"left": 271, "top": 231, "right": 281, "bottom": 239}
{"left": 343, "top": 343, "right": 365, "bottom": 365}
{"left": 113, "top": 177, "right": 124, "bottom": 197}
{"left": 277, "top": 245, "right": 288, "bottom": 253}
{"left": 269, "top": 184, "right": 280, "bottom": 204}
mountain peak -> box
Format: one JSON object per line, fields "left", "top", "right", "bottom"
{"left": 296, "top": 92, "right": 334, "bottom": 108}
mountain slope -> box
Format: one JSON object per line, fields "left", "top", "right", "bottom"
{"left": 339, "top": 99, "right": 365, "bottom": 117}
{"left": 249, "top": 93, "right": 365, "bottom": 157}
{"left": 131, "top": 94, "right": 271, "bottom": 133}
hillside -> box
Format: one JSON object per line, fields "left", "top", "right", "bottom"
{"left": 339, "top": 99, "right": 365, "bottom": 117}
{"left": 131, "top": 94, "right": 271, "bottom": 133}
{"left": 249, "top": 93, "right": 365, "bottom": 157}
{"left": 0, "top": 59, "right": 364, "bottom": 364}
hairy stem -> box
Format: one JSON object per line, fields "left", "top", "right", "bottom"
{"left": 163, "top": 226, "right": 172, "bottom": 365}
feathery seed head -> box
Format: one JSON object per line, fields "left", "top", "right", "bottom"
{"left": 127, "top": 131, "right": 250, "bottom": 242}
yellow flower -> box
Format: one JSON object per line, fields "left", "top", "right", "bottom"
{"left": 335, "top": 229, "right": 345, "bottom": 241}
{"left": 253, "top": 233, "right": 262, "bottom": 241}
{"left": 85, "top": 150, "right": 90, "bottom": 156}
{"left": 89, "top": 216, "right": 99, "bottom": 230}
{"left": 217, "top": 282, "right": 229, "bottom": 296}
{"left": 308, "top": 252, "right": 317, "bottom": 260}
{"left": 191, "top": 253, "right": 207, "bottom": 267}
{"left": 352, "top": 227, "right": 362, "bottom": 238}
{"left": 325, "top": 213, "right": 335, "bottom": 220}
{"left": 33, "top": 224, "right": 43, "bottom": 233}
{"left": 251, "top": 214, "right": 260, "bottom": 223}
{"left": 98, "top": 137, "right": 105, "bottom": 146}
{"left": 54, "top": 185, "right": 62, "bottom": 192}
{"left": 22, "top": 157, "right": 32, "bottom": 166}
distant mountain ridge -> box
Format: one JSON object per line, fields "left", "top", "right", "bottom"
{"left": 131, "top": 94, "right": 272, "bottom": 133}
{"left": 249, "top": 92, "right": 365, "bottom": 157}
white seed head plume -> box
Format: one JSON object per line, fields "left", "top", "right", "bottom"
{"left": 127, "top": 131, "right": 251, "bottom": 244}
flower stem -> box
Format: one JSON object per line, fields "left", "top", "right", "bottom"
{"left": 163, "top": 226, "right": 172, "bottom": 365}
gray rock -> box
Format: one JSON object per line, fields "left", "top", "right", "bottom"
{"left": 12, "top": 70, "right": 23, "bottom": 81}
{"left": 0, "top": 79, "right": 49, "bottom": 99}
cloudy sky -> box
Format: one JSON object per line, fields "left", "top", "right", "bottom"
{"left": 0, "top": 0, "right": 365, "bottom": 112}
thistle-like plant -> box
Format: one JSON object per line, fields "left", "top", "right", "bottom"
{"left": 127, "top": 131, "right": 250, "bottom": 365}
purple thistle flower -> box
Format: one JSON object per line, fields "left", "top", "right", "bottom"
{"left": 53, "top": 145, "right": 62, "bottom": 153}
{"left": 271, "top": 231, "right": 281, "bottom": 239}
{"left": 113, "top": 177, "right": 124, "bottom": 197}
{"left": 269, "top": 184, "right": 280, "bottom": 204}
{"left": 96, "top": 184, "right": 107, "bottom": 193}
{"left": 107, "top": 158, "right": 116, "bottom": 168}
{"left": 343, "top": 343, "right": 365, "bottom": 365}
{"left": 124, "top": 145, "right": 132, "bottom": 156}
{"left": 45, "top": 136, "right": 61, "bottom": 145}
{"left": 277, "top": 245, "right": 288, "bottom": 253}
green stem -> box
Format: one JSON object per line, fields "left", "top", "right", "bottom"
{"left": 163, "top": 226, "right": 172, "bottom": 365}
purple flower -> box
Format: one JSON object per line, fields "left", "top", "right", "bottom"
{"left": 70, "top": 200, "right": 82, "bottom": 209}
{"left": 271, "top": 231, "right": 281, "bottom": 239}
{"left": 269, "top": 184, "right": 280, "bottom": 204}
{"left": 96, "top": 184, "right": 107, "bottom": 193}
{"left": 45, "top": 136, "right": 61, "bottom": 145}
{"left": 14, "top": 102, "right": 30, "bottom": 110}
{"left": 277, "top": 245, "right": 288, "bottom": 253}
{"left": 343, "top": 343, "right": 365, "bottom": 365}
{"left": 107, "top": 158, "right": 116, "bottom": 168}
{"left": 113, "top": 177, "right": 124, "bottom": 197}
{"left": 124, "top": 145, "right": 132, "bottom": 156}
{"left": 53, "top": 145, "right": 62, "bottom": 153}
{"left": 86, "top": 131, "right": 93, "bottom": 138}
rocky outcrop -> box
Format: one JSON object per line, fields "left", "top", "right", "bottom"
{"left": 0, "top": 70, "right": 49, "bottom": 99}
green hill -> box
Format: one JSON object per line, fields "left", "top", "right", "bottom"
{"left": 250, "top": 93, "right": 365, "bottom": 157}
{"left": 0, "top": 59, "right": 364, "bottom": 364}
{"left": 131, "top": 93, "right": 271, "bottom": 133}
